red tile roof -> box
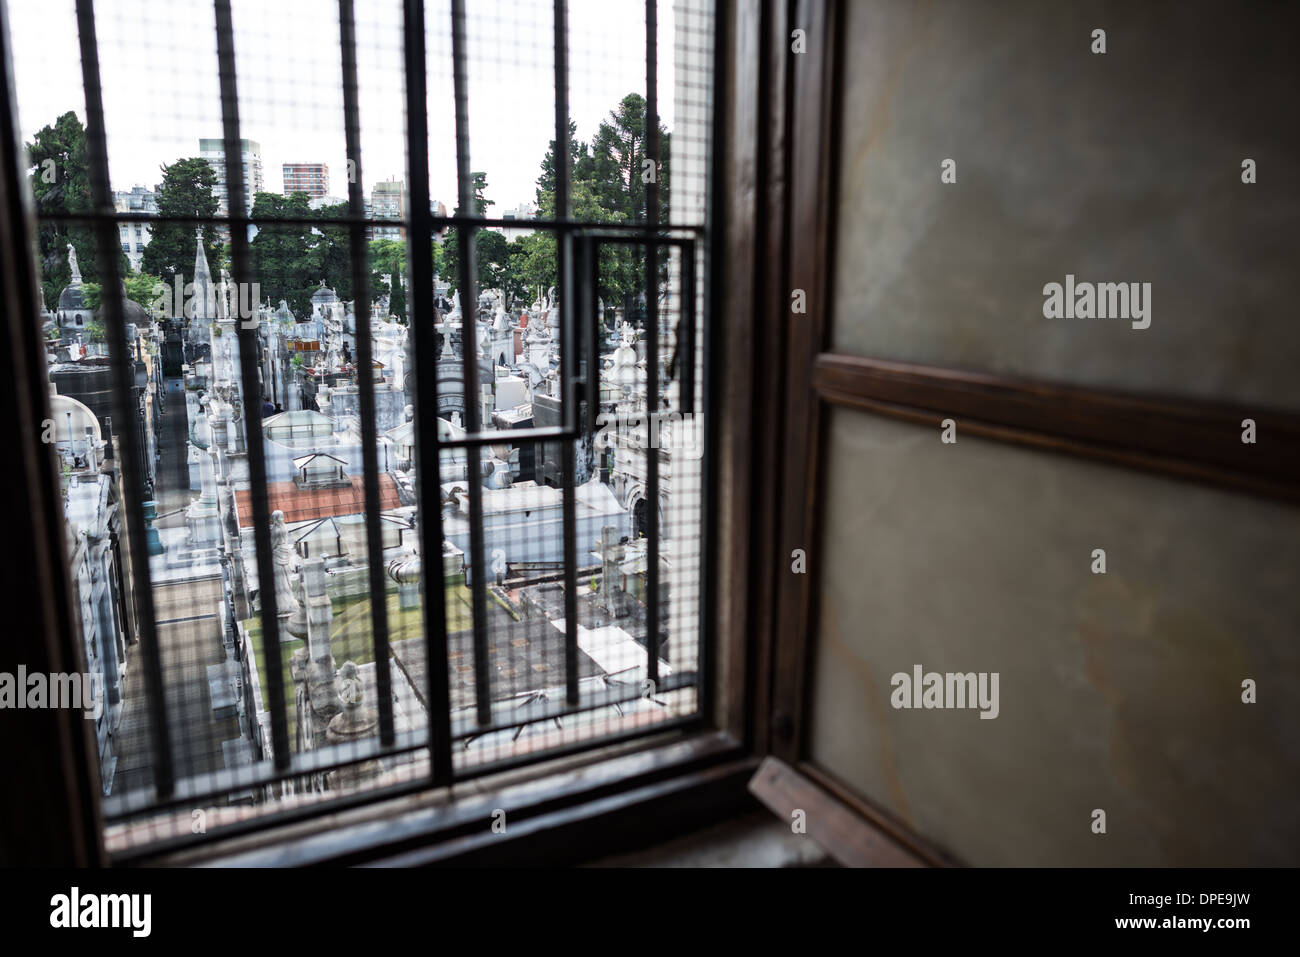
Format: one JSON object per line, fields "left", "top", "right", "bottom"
{"left": 235, "top": 474, "right": 401, "bottom": 525}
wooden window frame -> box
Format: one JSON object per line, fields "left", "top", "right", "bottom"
{"left": 746, "top": 0, "right": 1300, "bottom": 868}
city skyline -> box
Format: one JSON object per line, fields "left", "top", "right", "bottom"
{"left": 7, "top": 0, "right": 680, "bottom": 213}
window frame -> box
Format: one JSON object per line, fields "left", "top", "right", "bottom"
{"left": 0, "top": 0, "right": 764, "bottom": 865}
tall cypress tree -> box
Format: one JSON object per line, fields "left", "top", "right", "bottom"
{"left": 140, "top": 157, "right": 220, "bottom": 315}
{"left": 26, "top": 112, "right": 128, "bottom": 307}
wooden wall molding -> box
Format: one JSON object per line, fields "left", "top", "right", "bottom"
{"left": 748, "top": 756, "right": 932, "bottom": 867}
{"left": 813, "top": 352, "right": 1300, "bottom": 504}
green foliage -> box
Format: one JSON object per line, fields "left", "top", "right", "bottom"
{"left": 123, "top": 272, "right": 166, "bottom": 314}
{"left": 431, "top": 236, "right": 446, "bottom": 279}
{"left": 308, "top": 200, "right": 354, "bottom": 301}
{"left": 452, "top": 171, "right": 494, "bottom": 217}
{"left": 442, "top": 227, "right": 514, "bottom": 299}
{"left": 440, "top": 94, "right": 671, "bottom": 311}
{"left": 388, "top": 269, "right": 406, "bottom": 323}
{"left": 367, "top": 238, "right": 407, "bottom": 322}
{"left": 140, "top": 158, "right": 220, "bottom": 314}
{"left": 80, "top": 274, "right": 165, "bottom": 322}
{"left": 247, "top": 191, "right": 316, "bottom": 316}
{"left": 531, "top": 93, "right": 671, "bottom": 311}
{"left": 26, "top": 112, "right": 129, "bottom": 306}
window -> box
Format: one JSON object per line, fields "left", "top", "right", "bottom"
{"left": 9, "top": 0, "right": 717, "bottom": 856}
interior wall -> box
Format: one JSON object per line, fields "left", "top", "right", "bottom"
{"left": 808, "top": 0, "right": 1300, "bottom": 865}
{"left": 810, "top": 411, "right": 1299, "bottom": 866}
{"left": 829, "top": 0, "right": 1300, "bottom": 409}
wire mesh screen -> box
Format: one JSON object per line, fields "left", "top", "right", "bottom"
{"left": 8, "top": 0, "right": 714, "bottom": 852}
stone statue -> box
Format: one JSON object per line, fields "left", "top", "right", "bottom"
{"left": 270, "top": 509, "right": 299, "bottom": 624}
{"left": 325, "top": 661, "right": 381, "bottom": 789}
{"left": 67, "top": 243, "right": 81, "bottom": 284}
{"left": 337, "top": 661, "right": 364, "bottom": 709}
{"left": 218, "top": 268, "right": 231, "bottom": 321}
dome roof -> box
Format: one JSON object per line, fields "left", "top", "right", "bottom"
{"left": 311, "top": 282, "right": 339, "bottom": 303}
{"left": 96, "top": 296, "right": 150, "bottom": 324}
{"left": 48, "top": 393, "right": 101, "bottom": 444}
{"left": 57, "top": 283, "right": 87, "bottom": 312}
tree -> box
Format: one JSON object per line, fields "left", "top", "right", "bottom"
{"left": 140, "top": 157, "right": 220, "bottom": 313}
{"left": 83, "top": 318, "right": 106, "bottom": 343}
{"left": 535, "top": 119, "right": 595, "bottom": 207}
{"left": 247, "top": 191, "right": 316, "bottom": 315}
{"left": 453, "top": 171, "right": 494, "bottom": 217}
{"left": 442, "top": 227, "right": 512, "bottom": 298}
{"left": 388, "top": 270, "right": 406, "bottom": 323}
{"left": 431, "top": 238, "right": 445, "bottom": 281}
{"left": 123, "top": 272, "right": 167, "bottom": 314}
{"left": 26, "top": 112, "right": 128, "bottom": 306}
{"left": 476, "top": 230, "right": 510, "bottom": 293}
{"left": 368, "top": 238, "right": 405, "bottom": 294}
{"left": 309, "top": 200, "right": 355, "bottom": 301}
{"left": 363, "top": 239, "right": 413, "bottom": 323}
{"left": 589, "top": 93, "right": 670, "bottom": 223}
{"left": 529, "top": 96, "right": 672, "bottom": 317}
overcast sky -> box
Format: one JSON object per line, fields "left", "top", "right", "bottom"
{"left": 6, "top": 0, "right": 675, "bottom": 211}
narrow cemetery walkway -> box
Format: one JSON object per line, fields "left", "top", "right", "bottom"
{"left": 111, "top": 577, "right": 233, "bottom": 795}
{"left": 152, "top": 378, "right": 192, "bottom": 527}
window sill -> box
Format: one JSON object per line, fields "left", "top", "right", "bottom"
{"left": 133, "top": 729, "right": 753, "bottom": 867}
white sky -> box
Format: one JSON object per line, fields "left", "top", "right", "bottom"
{"left": 5, "top": 0, "right": 675, "bottom": 211}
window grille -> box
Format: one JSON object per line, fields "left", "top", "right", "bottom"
{"left": 8, "top": 0, "right": 716, "bottom": 853}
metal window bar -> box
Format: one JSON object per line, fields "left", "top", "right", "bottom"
{"left": 554, "top": 0, "right": 580, "bottom": 707}
{"left": 644, "top": 0, "right": 661, "bottom": 690}
{"left": 339, "top": 0, "right": 395, "bottom": 748}
{"left": 402, "top": 0, "right": 454, "bottom": 786}
{"left": 449, "top": 0, "right": 492, "bottom": 729}
{"left": 214, "top": 0, "right": 291, "bottom": 771}
{"left": 73, "top": 0, "right": 174, "bottom": 799}
{"left": 42, "top": 0, "right": 711, "bottom": 837}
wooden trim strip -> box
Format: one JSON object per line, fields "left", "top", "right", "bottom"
{"left": 748, "top": 756, "right": 927, "bottom": 867}
{"left": 813, "top": 353, "right": 1300, "bottom": 503}
{"left": 797, "top": 760, "right": 959, "bottom": 868}
{"left": 770, "top": 0, "right": 843, "bottom": 766}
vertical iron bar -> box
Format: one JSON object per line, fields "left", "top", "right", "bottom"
{"left": 73, "top": 0, "right": 174, "bottom": 798}
{"left": 644, "top": 0, "right": 661, "bottom": 687}
{"left": 213, "top": 0, "right": 291, "bottom": 770}
{"left": 700, "top": 0, "right": 725, "bottom": 733}
{"left": 680, "top": 239, "right": 696, "bottom": 414}
{"left": 554, "top": 0, "right": 580, "bottom": 705}
{"left": 339, "top": 0, "right": 394, "bottom": 747}
{"left": 583, "top": 238, "right": 599, "bottom": 435}
{"left": 450, "top": 0, "right": 492, "bottom": 727}
{"left": 402, "top": 0, "right": 453, "bottom": 784}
